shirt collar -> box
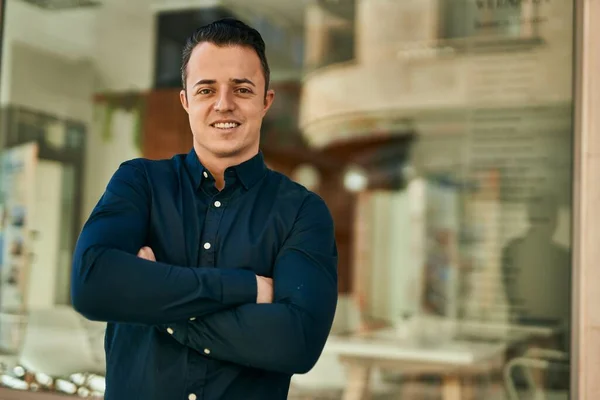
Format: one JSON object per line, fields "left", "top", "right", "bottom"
{"left": 185, "top": 149, "right": 267, "bottom": 190}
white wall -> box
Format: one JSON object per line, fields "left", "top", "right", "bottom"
{"left": 8, "top": 42, "right": 95, "bottom": 121}
{"left": 81, "top": 1, "right": 155, "bottom": 221}
{"left": 0, "top": 0, "right": 97, "bottom": 105}
{"left": 81, "top": 109, "right": 143, "bottom": 221}
{"left": 92, "top": 1, "right": 156, "bottom": 92}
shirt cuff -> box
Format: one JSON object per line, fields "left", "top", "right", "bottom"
{"left": 220, "top": 268, "right": 257, "bottom": 305}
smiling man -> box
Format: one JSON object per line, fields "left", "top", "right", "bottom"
{"left": 71, "top": 19, "right": 338, "bottom": 400}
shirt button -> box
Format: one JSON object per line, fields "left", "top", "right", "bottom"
{"left": 202, "top": 171, "right": 208, "bottom": 178}
{"left": 188, "top": 394, "right": 197, "bottom": 400}
{"left": 214, "top": 201, "right": 221, "bottom": 208}
{"left": 204, "top": 348, "right": 211, "bottom": 354}
{"left": 203, "top": 242, "right": 211, "bottom": 250}
{"left": 167, "top": 327, "right": 174, "bottom": 335}
{"left": 189, "top": 317, "right": 196, "bottom": 321}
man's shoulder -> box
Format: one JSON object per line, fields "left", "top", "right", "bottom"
{"left": 119, "top": 154, "right": 187, "bottom": 177}
{"left": 112, "top": 155, "right": 188, "bottom": 193}
{"left": 267, "top": 169, "right": 313, "bottom": 196}
{"left": 122, "top": 154, "right": 186, "bottom": 170}
{"left": 265, "top": 169, "right": 329, "bottom": 210}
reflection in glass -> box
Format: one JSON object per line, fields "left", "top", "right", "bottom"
{"left": 0, "top": 0, "right": 575, "bottom": 398}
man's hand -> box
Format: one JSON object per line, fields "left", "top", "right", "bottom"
{"left": 137, "top": 246, "right": 156, "bottom": 262}
{"left": 256, "top": 276, "right": 273, "bottom": 304}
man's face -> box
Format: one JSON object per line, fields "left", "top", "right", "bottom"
{"left": 180, "top": 42, "right": 274, "bottom": 162}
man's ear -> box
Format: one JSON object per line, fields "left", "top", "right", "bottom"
{"left": 180, "top": 89, "right": 189, "bottom": 113}
{"left": 262, "top": 89, "right": 275, "bottom": 116}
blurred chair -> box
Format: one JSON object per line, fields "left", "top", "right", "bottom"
{"left": 504, "top": 348, "right": 569, "bottom": 400}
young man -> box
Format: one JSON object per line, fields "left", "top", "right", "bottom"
{"left": 71, "top": 18, "right": 338, "bottom": 400}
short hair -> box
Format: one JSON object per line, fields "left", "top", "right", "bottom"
{"left": 180, "top": 18, "right": 270, "bottom": 95}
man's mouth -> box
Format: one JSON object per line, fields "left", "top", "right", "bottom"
{"left": 211, "top": 122, "right": 241, "bottom": 130}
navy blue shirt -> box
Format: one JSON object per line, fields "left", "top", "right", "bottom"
{"left": 71, "top": 150, "right": 338, "bottom": 400}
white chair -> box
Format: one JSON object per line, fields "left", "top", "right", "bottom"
{"left": 504, "top": 348, "right": 569, "bottom": 400}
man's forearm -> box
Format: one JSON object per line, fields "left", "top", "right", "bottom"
{"left": 168, "top": 301, "right": 335, "bottom": 375}
{"left": 71, "top": 245, "right": 257, "bottom": 324}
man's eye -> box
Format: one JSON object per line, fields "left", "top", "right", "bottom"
{"left": 197, "top": 89, "right": 212, "bottom": 95}
{"left": 237, "top": 88, "right": 252, "bottom": 94}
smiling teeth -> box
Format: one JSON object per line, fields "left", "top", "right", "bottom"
{"left": 214, "top": 122, "right": 239, "bottom": 129}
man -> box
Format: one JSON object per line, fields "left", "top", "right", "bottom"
{"left": 71, "top": 18, "right": 338, "bottom": 400}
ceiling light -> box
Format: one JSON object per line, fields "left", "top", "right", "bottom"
{"left": 343, "top": 165, "right": 368, "bottom": 192}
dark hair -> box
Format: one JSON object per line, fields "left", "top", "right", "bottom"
{"left": 181, "top": 18, "right": 270, "bottom": 95}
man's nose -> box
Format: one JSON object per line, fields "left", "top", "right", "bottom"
{"left": 214, "top": 91, "right": 235, "bottom": 112}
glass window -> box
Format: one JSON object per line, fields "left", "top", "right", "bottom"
{"left": 0, "top": 0, "right": 574, "bottom": 398}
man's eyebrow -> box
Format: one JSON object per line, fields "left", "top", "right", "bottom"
{"left": 193, "top": 79, "right": 216, "bottom": 87}
{"left": 231, "top": 78, "right": 255, "bottom": 87}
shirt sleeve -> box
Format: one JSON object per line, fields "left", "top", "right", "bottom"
{"left": 71, "top": 160, "right": 257, "bottom": 324}
{"left": 168, "top": 193, "right": 338, "bottom": 375}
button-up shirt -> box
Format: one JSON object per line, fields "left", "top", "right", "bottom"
{"left": 71, "top": 150, "right": 338, "bottom": 400}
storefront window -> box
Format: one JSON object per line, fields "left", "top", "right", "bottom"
{"left": 0, "top": 0, "right": 574, "bottom": 398}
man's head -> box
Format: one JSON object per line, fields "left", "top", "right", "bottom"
{"left": 527, "top": 191, "right": 559, "bottom": 237}
{"left": 180, "top": 18, "right": 275, "bottom": 164}
{"left": 181, "top": 18, "right": 271, "bottom": 96}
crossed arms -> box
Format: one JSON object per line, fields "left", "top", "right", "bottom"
{"left": 71, "top": 160, "right": 338, "bottom": 374}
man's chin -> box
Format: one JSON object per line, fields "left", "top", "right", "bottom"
{"left": 195, "top": 138, "right": 256, "bottom": 160}
{"left": 208, "top": 145, "right": 245, "bottom": 159}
